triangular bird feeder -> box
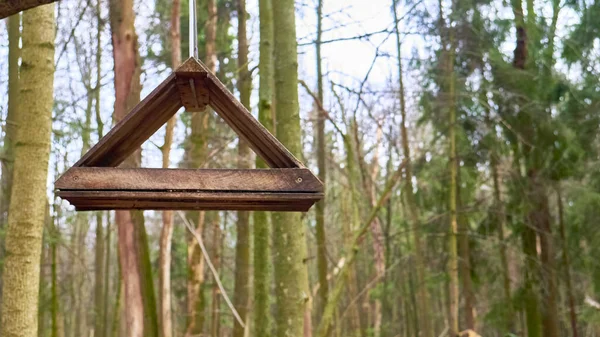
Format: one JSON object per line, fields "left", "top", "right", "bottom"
{"left": 55, "top": 57, "right": 323, "bottom": 212}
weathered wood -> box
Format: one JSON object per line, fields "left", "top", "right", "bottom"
{"left": 207, "top": 72, "right": 303, "bottom": 168}
{"left": 176, "top": 76, "right": 209, "bottom": 112}
{"left": 75, "top": 74, "right": 181, "bottom": 167}
{"left": 56, "top": 167, "right": 323, "bottom": 192}
{"left": 0, "top": 0, "right": 59, "bottom": 19}
{"left": 175, "top": 56, "right": 209, "bottom": 75}
{"left": 57, "top": 190, "right": 321, "bottom": 212}
{"left": 56, "top": 56, "right": 323, "bottom": 212}
{"left": 72, "top": 57, "right": 302, "bottom": 170}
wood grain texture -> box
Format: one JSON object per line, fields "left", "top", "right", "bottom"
{"left": 75, "top": 74, "right": 181, "bottom": 167}
{"left": 176, "top": 76, "right": 209, "bottom": 112}
{"left": 175, "top": 56, "right": 209, "bottom": 75}
{"left": 57, "top": 190, "right": 321, "bottom": 211}
{"left": 73, "top": 57, "right": 303, "bottom": 170}
{"left": 58, "top": 57, "right": 323, "bottom": 212}
{"left": 0, "top": 0, "right": 59, "bottom": 19}
{"left": 56, "top": 167, "right": 323, "bottom": 192}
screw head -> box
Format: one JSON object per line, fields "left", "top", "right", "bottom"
{"left": 296, "top": 177, "right": 303, "bottom": 183}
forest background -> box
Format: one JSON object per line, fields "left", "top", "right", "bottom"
{"left": 0, "top": 0, "right": 599, "bottom": 336}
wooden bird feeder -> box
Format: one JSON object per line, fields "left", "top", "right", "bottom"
{"left": 55, "top": 57, "right": 323, "bottom": 212}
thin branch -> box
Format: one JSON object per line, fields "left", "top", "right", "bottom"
{"left": 177, "top": 211, "right": 246, "bottom": 328}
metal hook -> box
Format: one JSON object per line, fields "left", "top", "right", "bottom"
{"left": 189, "top": 0, "right": 198, "bottom": 58}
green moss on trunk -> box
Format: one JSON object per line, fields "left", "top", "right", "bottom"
{"left": 1, "top": 4, "right": 55, "bottom": 336}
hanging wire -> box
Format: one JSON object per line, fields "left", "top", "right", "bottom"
{"left": 189, "top": 0, "right": 198, "bottom": 58}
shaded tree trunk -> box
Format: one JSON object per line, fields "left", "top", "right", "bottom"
{"left": 233, "top": 1, "right": 251, "bottom": 336}
{"left": 210, "top": 215, "right": 222, "bottom": 337}
{"left": 185, "top": 0, "right": 217, "bottom": 334}
{"left": 457, "top": 178, "right": 476, "bottom": 329}
{"left": 254, "top": 0, "right": 274, "bottom": 335}
{"left": 93, "top": 2, "right": 106, "bottom": 336}
{"left": 272, "top": 1, "right": 313, "bottom": 336}
{"left": 391, "top": 2, "right": 433, "bottom": 336}
{"left": 0, "top": 13, "right": 20, "bottom": 318}
{"left": 441, "top": 0, "right": 460, "bottom": 332}
{"left": 108, "top": 1, "right": 149, "bottom": 336}
{"left": 314, "top": 0, "right": 329, "bottom": 328}
{"left": 158, "top": 1, "right": 180, "bottom": 336}
{"left": 557, "top": 185, "right": 578, "bottom": 337}
{"left": 0, "top": 4, "right": 55, "bottom": 336}
{"left": 485, "top": 90, "right": 513, "bottom": 331}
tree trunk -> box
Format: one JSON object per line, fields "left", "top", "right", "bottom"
{"left": 0, "top": 13, "right": 20, "bottom": 317}
{"left": 391, "top": 2, "right": 433, "bottom": 336}
{"left": 527, "top": 173, "right": 559, "bottom": 337}
{"left": 254, "top": 0, "right": 274, "bottom": 335}
{"left": 457, "top": 177, "right": 476, "bottom": 330}
{"left": 440, "top": 0, "right": 460, "bottom": 332}
{"left": 50, "top": 192, "right": 61, "bottom": 337}
{"left": 316, "top": 168, "right": 403, "bottom": 337}
{"left": 94, "top": 212, "right": 105, "bottom": 337}
{"left": 0, "top": 4, "right": 55, "bottom": 337}
{"left": 272, "top": 1, "right": 312, "bottom": 336}
{"left": 185, "top": 0, "right": 217, "bottom": 333}
{"left": 483, "top": 89, "right": 514, "bottom": 331}
{"left": 210, "top": 215, "right": 222, "bottom": 337}
{"left": 314, "top": 0, "right": 329, "bottom": 327}
{"left": 233, "top": 1, "right": 251, "bottom": 336}
{"left": 556, "top": 185, "right": 579, "bottom": 337}
{"left": 93, "top": 2, "right": 106, "bottom": 336}
{"left": 103, "top": 222, "right": 112, "bottom": 337}
{"left": 158, "top": 2, "right": 180, "bottom": 337}
{"left": 108, "top": 1, "right": 148, "bottom": 336}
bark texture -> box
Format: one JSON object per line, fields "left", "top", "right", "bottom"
{"left": 254, "top": 0, "right": 274, "bottom": 335}
{"left": 109, "top": 1, "right": 152, "bottom": 336}
{"left": 272, "top": 1, "right": 312, "bottom": 336}
{"left": 391, "top": 2, "right": 433, "bottom": 336}
{"left": 314, "top": 0, "right": 329, "bottom": 326}
{"left": 0, "top": 4, "right": 55, "bottom": 337}
{"left": 158, "top": 1, "right": 180, "bottom": 336}
{"left": 185, "top": 1, "right": 217, "bottom": 334}
{"left": 233, "top": 0, "right": 251, "bottom": 336}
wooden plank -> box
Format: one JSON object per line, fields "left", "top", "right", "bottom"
{"left": 176, "top": 75, "right": 209, "bottom": 112}
{"left": 75, "top": 74, "right": 182, "bottom": 167}
{"left": 57, "top": 190, "right": 321, "bottom": 212}
{"left": 56, "top": 167, "right": 323, "bottom": 192}
{"left": 175, "top": 57, "right": 209, "bottom": 76}
{"left": 74, "top": 203, "right": 314, "bottom": 211}
{"left": 206, "top": 73, "right": 303, "bottom": 169}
